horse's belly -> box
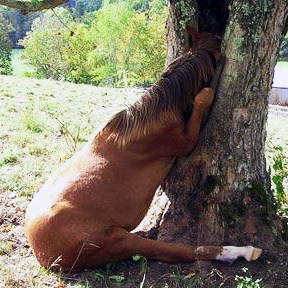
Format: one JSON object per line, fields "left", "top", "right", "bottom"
{"left": 96, "top": 157, "right": 174, "bottom": 231}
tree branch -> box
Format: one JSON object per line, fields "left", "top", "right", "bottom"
{"left": 0, "top": 0, "right": 68, "bottom": 14}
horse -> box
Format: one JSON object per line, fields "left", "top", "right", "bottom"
{"left": 25, "top": 28, "right": 262, "bottom": 270}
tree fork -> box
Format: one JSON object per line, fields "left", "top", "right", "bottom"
{"left": 152, "top": 0, "right": 288, "bottom": 255}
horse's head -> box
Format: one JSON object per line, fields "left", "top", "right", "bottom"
{"left": 186, "top": 26, "right": 221, "bottom": 61}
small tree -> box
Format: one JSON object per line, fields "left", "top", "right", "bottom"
{"left": 20, "top": 1, "right": 167, "bottom": 86}
{"left": 20, "top": 8, "right": 93, "bottom": 82}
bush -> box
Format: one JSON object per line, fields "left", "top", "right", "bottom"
{"left": 0, "top": 9, "right": 12, "bottom": 75}
{"left": 87, "top": 0, "right": 167, "bottom": 86}
{"left": 0, "top": 51, "right": 12, "bottom": 75}
{"left": 20, "top": 0, "right": 167, "bottom": 86}
{"left": 20, "top": 8, "right": 93, "bottom": 83}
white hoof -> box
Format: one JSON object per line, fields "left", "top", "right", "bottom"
{"left": 243, "top": 246, "right": 262, "bottom": 261}
{"left": 216, "top": 245, "right": 262, "bottom": 263}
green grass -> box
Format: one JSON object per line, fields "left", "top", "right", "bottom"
{"left": 11, "top": 49, "right": 35, "bottom": 77}
{"left": 0, "top": 75, "right": 141, "bottom": 199}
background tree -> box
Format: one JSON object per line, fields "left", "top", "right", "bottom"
{"left": 147, "top": 0, "right": 288, "bottom": 260}
{"left": 20, "top": 1, "right": 167, "bottom": 86}
{"left": 2, "top": 8, "right": 39, "bottom": 48}
{"left": 0, "top": 0, "right": 101, "bottom": 49}
{"left": 19, "top": 7, "right": 94, "bottom": 82}
{"left": 279, "top": 34, "right": 288, "bottom": 61}
{"left": 0, "top": 7, "right": 12, "bottom": 75}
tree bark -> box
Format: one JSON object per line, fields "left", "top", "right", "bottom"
{"left": 155, "top": 0, "right": 288, "bottom": 253}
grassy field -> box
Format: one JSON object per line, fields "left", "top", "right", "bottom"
{"left": 276, "top": 61, "right": 288, "bottom": 68}
{"left": 0, "top": 75, "right": 287, "bottom": 287}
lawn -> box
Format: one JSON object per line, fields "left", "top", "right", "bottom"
{"left": 0, "top": 75, "right": 287, "bottom": 287}
{"left": 276, "top": 61, "right": 288, "bottom": 68}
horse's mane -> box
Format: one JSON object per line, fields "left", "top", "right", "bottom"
{"left": 102, "top": 41, "right": 219, "bottom": 146}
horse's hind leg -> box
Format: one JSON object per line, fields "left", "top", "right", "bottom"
{"left": 72, "top": 227, "right": 261, "bottom": 269}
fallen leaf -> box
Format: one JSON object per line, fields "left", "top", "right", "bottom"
{"left": 54, "top": 282, "right": 66, "bottom": 288}
{"left": 2, "top": 225, "right": 12, "bottom": 233}
{"left": 184, "top": 272, "right": 197, "bottom": 279}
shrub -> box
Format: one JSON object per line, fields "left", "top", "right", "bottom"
{"left": 88, "top": 0, "right": 167, "bottom": 86}
{"left": 266, "top": 140, "right": 288, "bottom": 216}
{"left": 20, "top": 1, "right": 167, "bottom": 86}
{"left": 20, "top": 8, "right": 93, "bottom": 83}
{"left": 0, "top": 9, "right": 12, "bottom": 75}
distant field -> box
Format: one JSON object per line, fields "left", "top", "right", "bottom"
{"left": 276, "top": 61, "right": 288, "bottom": 68}
{"left": 11, "top": 49, "right": 34, "bottom": 77}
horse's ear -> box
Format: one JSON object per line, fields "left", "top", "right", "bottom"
{"left": 186, "top": 26, "right": 200, "bottom": 48}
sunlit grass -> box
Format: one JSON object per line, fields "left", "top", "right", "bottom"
{"left": 276, "top": 61, "right": 288, "bottom": 68}
{"left": 0, "top": 75, "right": 142, "bottom": 199}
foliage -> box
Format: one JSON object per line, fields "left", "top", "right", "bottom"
{"left": 0, "top": 8, "right": 12, "bottom": 75}
{"left": 0, "top": 50, "right": 12, "bottom": 75}
{"left": 0, "top": 0, "right": 103, "bottom": 50}
{"left": 270, "top": 144, "right": 288, "bottom": 214}
{"left": 19, "top": 8, "right": 93, "bottom": 83}
{"left": 279, "top": 34, "right": 288, "bottom": 60}
{"left": 235, "top": 268, "right": 262, "bottom": 288}
{"left": 132, "top": 255, "right": 147, "bottom": 288}
{"left": 68, "top": 0, "right": 102, "bottom": 17}
{"left": 20, "top": 0, "right": 167, "bottom": 86}
{"left": 1, "top": 6, "right": 40, "bottom": 48}
{"left": 266, "top": 130, "right": 288, "bottom": 216}
{"left": 88, "top": 0, "right": 167, "bottom": 86}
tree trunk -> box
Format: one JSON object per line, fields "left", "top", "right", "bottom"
{"left": 153, "top": 0, "right": 288, "bottom": 253}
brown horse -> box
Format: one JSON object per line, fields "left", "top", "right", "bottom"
{"left": 25, "top": 29, "right": 261, "bottom": 270}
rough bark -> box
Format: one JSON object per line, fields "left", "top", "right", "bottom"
{"left": 153, "top": 0, "right": 288, "bottom": 253}
{"left": 0, "top": 0, "right": 68, "bottom": 14}
{"left": 166, "top": 0, "right": 198, "bottom": 63}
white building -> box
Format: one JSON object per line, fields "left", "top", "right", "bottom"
{"left": 269, "top": 66, "right": 288, "bottom": 106}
